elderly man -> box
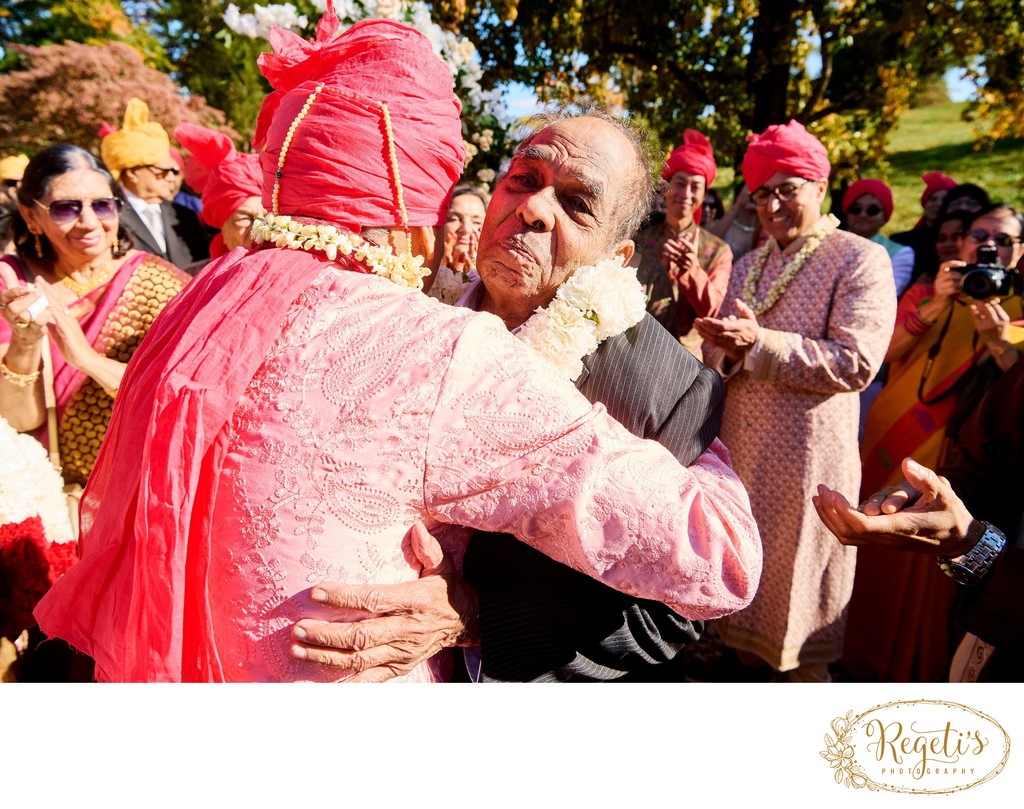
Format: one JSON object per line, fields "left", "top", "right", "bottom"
{"left": 289, "top": 110, "right": 743, "bottom": 682}
{"left": 99, "top": 99, "right": 210, "bottom": 272}
{"left": 694, "top": 120, "right": 896, "bottom": 682}
{"left": 35, "top": 16, "right": 759, "bottom": 682}
{"left": 634, "top": 129, "right": 732, "bottom": 341}
{"left": 173, "top": 123, "right": 265, "bottom": 259}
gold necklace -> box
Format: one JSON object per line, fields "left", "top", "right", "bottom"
{"left": 55, "top": 263, "right": 117, "bottom": 297}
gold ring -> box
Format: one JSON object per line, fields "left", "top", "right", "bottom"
{"left": 13, "top": 317, "right": 31, "bottom": 330}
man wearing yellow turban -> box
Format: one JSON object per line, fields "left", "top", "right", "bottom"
{"left": 0, "top": 154, "right": 30, "bottom": 205}
{"left": 100, "top": 98, "right": 210, "bottom": 272}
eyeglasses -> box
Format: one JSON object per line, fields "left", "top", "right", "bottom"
{"left": 2, "top": 179, "right": 18, "bottom": 189}
{"left": 143, "top": 165, "right": 181, "bottom": 179}
{"left": 967, "top": 229, "right": 1019, "bottom": 248}
{"left": 751, "top": 180, "right": 812, "bottom": 206}
{"left": 35, "top": 197, "right": 123, "bottom": 224}
{"left": 847, "top": 204, "right": 883, "bottom": 217}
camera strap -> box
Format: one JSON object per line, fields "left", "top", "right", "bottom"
{"left": 916, "top": 302, "right": 978, "bottom": 406}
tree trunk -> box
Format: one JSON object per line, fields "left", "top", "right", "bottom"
{"left": 746, "top": 0, "right": 802, "bottom": 135}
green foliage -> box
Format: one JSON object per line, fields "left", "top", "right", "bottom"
{"left": 145, "top": 1, "right": 271, "bottom": 143}
{"left": 0, "top": 0, "right": 167, "bottom": 70}
{"left": 451, "top": 0, "right": 1024, "bottom": 174}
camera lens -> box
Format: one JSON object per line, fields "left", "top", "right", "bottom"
{"left": 960, "top": 267, "right": 1006, "bottom": 299}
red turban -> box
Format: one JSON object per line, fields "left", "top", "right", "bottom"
{"left": 842, "top": 178, "right": 893, "bottom": 221}
{"left": 661, "top": 129, "right": 717, "bottom": 186}
{"left": 741, "top": 120, "right": 831, "bottom": 192}
{"left": 253, "top": 11, "right": 464, "bottom": 232}
{"left": 920, "top": 171, "right": 957, "bottom": 207}
{"left": 173, "top": 122, "right": 264, "bottom": 230}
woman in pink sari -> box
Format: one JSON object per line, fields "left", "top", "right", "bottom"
{"left": 0, "top": 145, "right": 190, "bottom": 488}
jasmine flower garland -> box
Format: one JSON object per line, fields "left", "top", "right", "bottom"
{"left": 250, "top": 213, "right": 429, "bottom": 288}
{"left": 741, "top": 214, "right": 839, "bottom": 316}
{"left": 517, "top": 258, "right": 648, "bottom": 381}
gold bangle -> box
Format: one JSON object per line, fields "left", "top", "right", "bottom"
{"left": 0, "top": 360, "right": 41, "bottom": 387}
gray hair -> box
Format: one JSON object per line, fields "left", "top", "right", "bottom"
{"left": 514, "top": 105, "right": 655, "bottom": 245}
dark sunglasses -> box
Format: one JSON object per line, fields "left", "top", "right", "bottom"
{"left": 2, "top": 179, "right": 18, "bottom": 188}
{"left": 847, "top": 204, "right": 882, "bottom": 217}
{"left": 35, "top": 197, "right": 123, "bottom": 224}
{"left": 144, "top": 165, "right": 181, "bottom": 179}
{"left": 967, "top": 229, "right": 1018, "bottom": 248}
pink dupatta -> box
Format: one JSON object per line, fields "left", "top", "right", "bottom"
{"left": 34, "top": 246, "right": 362, "bottom": 681}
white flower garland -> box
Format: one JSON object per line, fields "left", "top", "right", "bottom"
{"left": 0, "top": 417, "right": 74, "bottom": 544}
{"left": 250, "top": 213, "right": 429, "bottom": 288}
{"left": 741, "top": 213, "right": 839, "bottom": 315}
{"left": 517, "top": 258, "right": 648, "bottom": 381}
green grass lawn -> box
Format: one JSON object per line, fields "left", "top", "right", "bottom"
{"left": 885, "top": 102, "right": 1024, "bottom": 234}
{"left": 710, "top": 102, "right": 1023, "bottom": 235}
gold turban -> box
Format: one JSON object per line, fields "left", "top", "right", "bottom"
{"left": 0, "top": 154, "right": 30, "bottom": 182}
{"left": 100, "top": 98, "right": 171, "bottom": 181}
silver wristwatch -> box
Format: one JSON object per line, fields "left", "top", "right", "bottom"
{"left": 937, "top": 523, "right": 1007, "bottom": 586}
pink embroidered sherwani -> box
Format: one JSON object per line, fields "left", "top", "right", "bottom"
{"left": 36, "top": 248, "right": 761, "bottom": 682}
{"left": 702, "top": 226, "right": 896, "bottom": 672}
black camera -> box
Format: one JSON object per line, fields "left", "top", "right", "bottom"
{"left": 960, "top": 244, "right": 1022, "bottom": 299}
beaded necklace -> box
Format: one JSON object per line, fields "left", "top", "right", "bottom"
{"left": 740, "top": 214, "right": 838, "bottom": 316}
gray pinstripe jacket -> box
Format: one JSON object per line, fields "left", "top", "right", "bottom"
{"left": 463, "top": 313, "right": 726, "bottom": 681}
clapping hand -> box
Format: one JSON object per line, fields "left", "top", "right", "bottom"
{"left": 443, "top": 229, "right": 479, "bottom": 277}
{"left": 0, "top": 262, "right": 51, "bottom": 341}
{"left": 660, "top": 231, "right": 699, "bottom": 285}
{"left": 694, "top": 298, "right": 760, "bottom": 361}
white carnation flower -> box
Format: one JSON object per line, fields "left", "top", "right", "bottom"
{"left": 0, "top": 417, "right": 74, "bottom": 543}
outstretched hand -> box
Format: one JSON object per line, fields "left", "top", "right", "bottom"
{"left": 813, "top": 457, "right": 981, "bottom": 557}
{"left": 694, "top": 298, "right": 760, "bottom": 361}
{"left": 289, "top": 522, "right": 479, "bottom": 682}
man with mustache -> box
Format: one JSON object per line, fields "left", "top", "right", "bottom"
{"left": 290, "top": 109, "right": 745, "bottom": 681}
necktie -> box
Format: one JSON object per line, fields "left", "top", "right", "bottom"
{"left": 142, "top": 204, "right": 167, "bottom": 253}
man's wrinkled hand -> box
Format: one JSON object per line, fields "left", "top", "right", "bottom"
{"left": 289, "top": 522, "right": 479, "bottom": 682}
{"left": 813, "top": 457, "right": 981, "bottom": 557}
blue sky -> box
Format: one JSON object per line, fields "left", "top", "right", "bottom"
{"left": 502, "top": 67, "right": 975, "bottom": 122}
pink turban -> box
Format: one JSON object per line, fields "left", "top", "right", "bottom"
{"left": 169, "top": 147, "right": 185, "bottom": 172}
{"left": 842, "top": 179, "right": 893, "bottom": 221}
{"left": 741, "top": 120, "right": 831, "bottom": 192}
{"left": 920, "top": 171, "right": 957, "bottom": 206}
{"left": 661, "top": 129, "right": 717, "bottom": 186}
{"left": 173, "top": 122, "right": 263, "bottom": 230}
{"left": 253, "top": 11, "right": 464, "bottom": 232}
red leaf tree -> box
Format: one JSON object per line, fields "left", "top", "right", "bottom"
{"left": 0, "top": 40, "right": 239, "bottom": 156}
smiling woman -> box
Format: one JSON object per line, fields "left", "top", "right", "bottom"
{"left": 0, "top": 145, "right": 190, "bottom": 487}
